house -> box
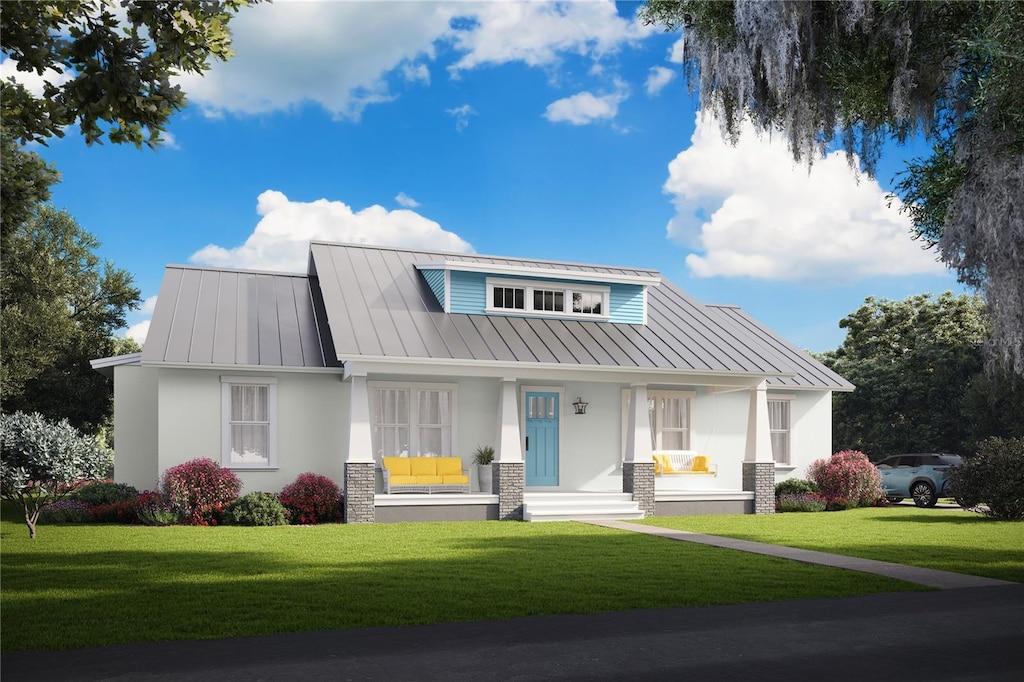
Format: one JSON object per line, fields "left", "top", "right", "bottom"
{"left": 92, "top": 241, "right": 852, "bottom": 522}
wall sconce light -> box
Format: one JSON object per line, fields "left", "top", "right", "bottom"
{"left": 572, "top": 396, "right": 588, "bottom": 415}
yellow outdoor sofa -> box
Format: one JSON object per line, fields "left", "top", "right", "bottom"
{"left": 652, "top": 451, "right": 717, "bottom": 476}
{"left": 382, "top": 456, "right": 471, "bottom": 494}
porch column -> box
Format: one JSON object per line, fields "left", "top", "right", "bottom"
{"left": 623, "top": 383, "right": 655, "bottom": 517}
{"left": 494, "top": 378, "right": 524, "bottom": 521}
{"left": 343, "top": 373, "right": 375, "bottom": 523}
{"left": 743, "top": 380, "right": 775, "bottom": 515}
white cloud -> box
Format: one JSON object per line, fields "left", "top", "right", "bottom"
{"left": 140, "top": 295, "right": 159, "bottom": 315}
{"left": 544, "top": 91, "right": 625, "bottom": 126}
{"left": 0, "top": 57, "right": 73, "bottom": 97}
{"left": 159, "top": 131, "right": 180, "bottom": 150}
{"left": 173, "top": 1, "right": 654, "bottom": 120}
{"left": 395, "top": 192, "right": 421, "bottom": 208}
{"left": 645, "top": 66, "right": 675, "bottom": 96}
{"left": 663, "top": 115, "right": 947, "bottom": 281}
{"left": 126, "top": 320, "right": 150, "bottom": 345}
{"left": 447, "top": 103, "right": 477, "bottom": 132}
{"left": 668, "top": 36, "right": 685, "bottom": 64}
{"left": 448, "top": 1, "right": 655, "bottom": 74}
{"left": 189, "top": 190, "right": 472, "bottom": 272}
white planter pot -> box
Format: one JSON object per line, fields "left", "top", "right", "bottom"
{"left": 477, "top": 463, "right": 493, "bottom": 493}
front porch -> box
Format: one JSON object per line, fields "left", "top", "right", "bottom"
{"left": 368, "top": 488, "right": 756, "bottom": 523}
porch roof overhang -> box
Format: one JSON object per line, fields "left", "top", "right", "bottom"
{"left": 90, "top": 352, "right": 142, "bottom": 379}
{"left": 342, "top": 355, "right": 792, "bottom": 389}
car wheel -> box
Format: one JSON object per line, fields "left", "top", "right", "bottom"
{"left": 911, "top": 482, "right": 937, "bottom": 508}
{"left": 887, "top": 497, "right": 904, "bottom": 504}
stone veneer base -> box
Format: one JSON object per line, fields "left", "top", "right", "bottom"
{"left": 742, "top": 462, "right": 776, "bottom": 515}
{"left": 622, "top": 461, "right": 656, "bottom": 517}
{"left": 344, "top": 462, "right": 376, "bottom": 523}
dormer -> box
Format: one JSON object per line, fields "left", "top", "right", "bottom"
{"left": 414, "top": 260, "right": 661, "bottom": 325}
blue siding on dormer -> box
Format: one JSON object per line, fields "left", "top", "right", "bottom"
{"left": 447, "top": 269, "right": 645, "bottom": 324}
{"left": 609, "top": 285, "right": 644, "bottom": 324}
{"left": 420, "top": 269, "right": 447, "bottom": 310}
{"left": 449, "top": 270, "right": 488, "bottom": 313}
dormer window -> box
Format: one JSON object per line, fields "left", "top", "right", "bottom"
{"left": 486, "top": 277, "right": 609, "bottom": 320}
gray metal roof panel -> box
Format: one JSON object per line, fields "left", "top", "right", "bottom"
{"left": 142, "top": 266, "right": 330, "bottom": 368}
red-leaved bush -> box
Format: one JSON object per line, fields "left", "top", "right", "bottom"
{"left": 161, "top": 458, "right": 241, "bottom": 526}
{"left": 807, "top": 450, "right": 884, "bottom": 507}
{"left": 279, "top": 473, "right": 342, "bottom": 524}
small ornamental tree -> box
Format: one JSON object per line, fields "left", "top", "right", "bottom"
{"left": 949, "top": 437, "right": 1024, "bottom": 520}
{"left": 279, "top": 473, "right": 342, "bottom": 524}
{"left": 0, "top": 411, "right": 112, "bottom": 538}
{"left": 161, "top": 458, "right": 241, "bottom": 526}
{"left": 807, "top": 450, "right": 884, "bottom": 507}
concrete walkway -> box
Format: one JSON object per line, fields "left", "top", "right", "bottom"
{"left": 584, "top": 519, "right": 1016, "bottom": 589}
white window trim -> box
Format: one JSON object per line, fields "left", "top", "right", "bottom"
{"left": 220, "top": 376, "right": 278, "bottom": 470}
{"left": 768, "top": 395, "right": 794, "bottom": 466}
{"left": 620, "top": 389, "right": 696, "bottom": 461}
{"left": 485, "top": 276, "right": 611, "bottom": 320}
{"left": 367, "top": 381, "right": 458, "bottom": 461}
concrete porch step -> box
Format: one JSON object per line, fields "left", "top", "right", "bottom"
{"left": 522, "top": 492, "right": 643, "bottom": 522}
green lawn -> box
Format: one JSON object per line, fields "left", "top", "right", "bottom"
{"left": 1, "top": 513, "right": 922, "bottom": 651}
{"left": 642, "top": 506, "right": 1024, "bottom": 582}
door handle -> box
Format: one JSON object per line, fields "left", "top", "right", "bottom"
{"left": 526, "top": 436, "right": 529, "bottom": 451}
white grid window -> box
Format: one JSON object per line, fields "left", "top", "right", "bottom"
{"left": 620, "top": 389, "right": 694, "bottom": 459}
{"left": 370, "top": 383, "right": 456, "bottom": 461}
{"left": 221, "top": 377, "right": 277, "bottom": 469}
{"left": 768, "top": 399, "right": 791, "bottom": 464}
{"left": 486, "top": 278, "right": 609, "bottom": 319}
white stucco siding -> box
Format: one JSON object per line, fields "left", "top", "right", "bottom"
{"left": 113, "top": 365, "right": 160, "bottom": 491}
{"left": 690, "top": 388, "right": 749, "bottom": 490}
{"left": 781, "top": 390, "right": 833, "bottom": 482}
{"left": 558, "top": 382, "right": 625, "bottom": 491}
{"left": 155, "top": 368, "right": 348, "bottom": 494}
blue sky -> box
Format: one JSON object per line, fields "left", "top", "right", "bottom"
{"left": 6, "top": 0, "right": 962, "bottom": 352}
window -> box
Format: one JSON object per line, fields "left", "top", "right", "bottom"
{"left": 486, "top": 277, "right": 609, "bottom": 319}
{"left": 768, "top": 399, "right": 791, "bottom": 464}
{"left": 221, "top": 377, "right": 277, "bottom": 469}
{"left": 493, "top": 286, "right": 525, "bottom": 310}
{"left": 370, "top": 383, "right": 455, "bottom": 461}
{"left": 621, "top": 389, "right": 694, "bottom": 458}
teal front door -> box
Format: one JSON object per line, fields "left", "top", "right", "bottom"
{"left": 525, "top": 391, "right": 559, "bottom": 486}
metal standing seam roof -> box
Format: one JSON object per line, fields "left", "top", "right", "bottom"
{"left": 138, "top": 241, "right": 851, "bottom": 390}
{"left": 141, "top": 265, "right": 337, "bottom": 368}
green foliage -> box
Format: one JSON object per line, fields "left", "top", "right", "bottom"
{"left": 0, "top": 411, "right": 112, "bottom": 538}
{"left": 949, "top": 438, "right": 1024, "bottom": 520}
{"left": 37, "top": 499, "right": 93, "bottom": 523}
{"left": 807, "top": 450, "right": 884, "bottom": 506}
{"left": 472, "top": 445, "right": 495, "bottom": 465}
{"left": 0, "top": 205, "right": 141, "bottom": 434}
{"left": 819, "top": 293, "right": 1001, "bottom": 457}
{"left": 0, "top": 130, "right": 59, "bottom": 250}
{"left": 225, "top": 492, "right": 290, "bottom": 526}
{"left": 72, "top": 481, "right": 139, "bottom": 507}
{"left": 640, "top": 0, "right": 1024, "bottom": 376}
{"left": 135, "top": 491, "right": 183, "bottom": 527}
{"left": 776, "top": 493, "right": 826, "bottom": 513}
{"left": 775, "top": 479, "right": 818, "bottom": 498}
{"left": 0, "top": 0, "right": 260, "bottom": 148}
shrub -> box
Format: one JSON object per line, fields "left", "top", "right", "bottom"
{"left": 38, "top": 500, "right": 93, "bottom": 523}
{"left": 949, "top": 437, "right": 1024, "bottom": 520}
{"left": 825, "top": 496, "right": 859, "bottom": 511}
{"left": 279, "top": 473, "right": 342, "bottom": 524}
{"left": 225, "top": 492, "right": 290, "bottom": 526}
{"left": 0, "top": 411, "right": 113, "bottom": 538}
{"left": 72, "top": 481, "right": 139, "bottom": 507}
{"left": 807, "top": 450, "right": 884, "bottom": 506}
{"left": 161, "top": 458, "right": 241, "bottom": 526}
{"left": 92, "top": 499, "right": 140, "bottom": 524}
{"left": 776, "top": 493, "right": 826, "bottom": 512}
{"left": 775, "top": 478, "right": 818, "bottom": 498}
{"left": 135, "top": 491, "right": 183, "bottom": 526}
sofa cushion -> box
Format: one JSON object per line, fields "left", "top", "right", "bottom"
{"left": 413, "top": 475, "right": 443, "bottom": 485}
{"left": 383, "top": 457, "right": 411, "bottom": 476}
{"left": 442, "top": 474, "right": 469, "bottom": 484}
{"left": 691, "top": 455, "right": 709, "bottom": 472}
{"left": 410, "top": 458, "right": 438, "bottom": 477}
{"left": 436, "top": 458, "right": 463, "bottom": 476}
{"left": 389, "top": 475, "right": 419, "bottom": 485}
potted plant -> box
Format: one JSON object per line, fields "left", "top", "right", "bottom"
{"left": 473, "top": 445, "right": 495, "bottom": 493}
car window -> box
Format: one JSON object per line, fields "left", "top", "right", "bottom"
{"left": 899, "top": 456, "right": 920, "bottom": 467}
{"left": 877, "top": 457, "right": 898, "bottom": 469}
{"left": 937, "top": 455, "right": 963, "bottom": 466}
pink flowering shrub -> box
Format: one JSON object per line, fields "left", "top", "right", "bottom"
{"left": 161, "top": 458, "right": 241, "bottom": 526}
{"left": 807, "top": 450, "right": 884, "bottom": 507}
{"left": 279, "top": 473, "right": 341, "bottom": 524}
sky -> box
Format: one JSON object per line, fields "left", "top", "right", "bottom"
{"left": 4, "top": 0, "right": 964, "bottom": 354}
